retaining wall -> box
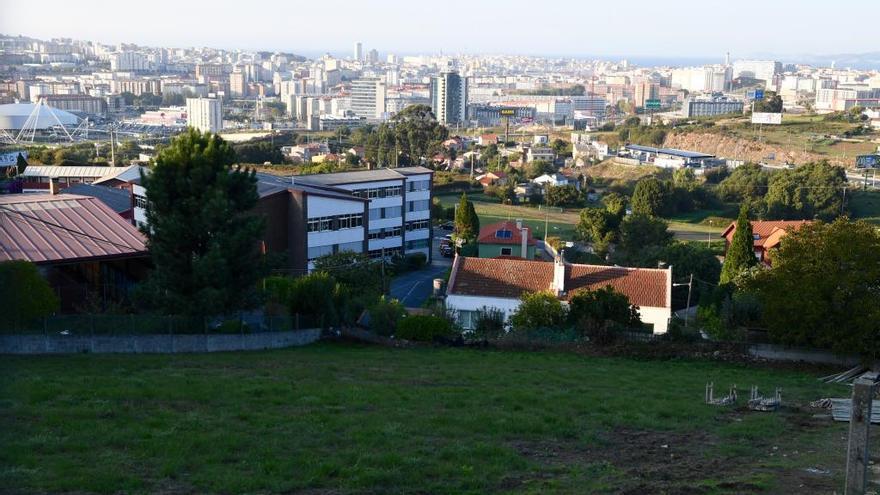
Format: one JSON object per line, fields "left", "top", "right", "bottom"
{"left": 0, "top": 329, "right": 321, "bottom": 355}
{"left": 748, "top": 343, "right": 860, "bottom": 366}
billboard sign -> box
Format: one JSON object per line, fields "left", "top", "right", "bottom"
{"left": 499, "top": 108, "right": 516, "bottom": 116}
{"left": 0, "top": 151, "right": 27, "bottom": 167}
{"left": 747, "top": 89, "right": 765, "bottom": 100}
{"left": 645, "top": 99, "right": 661, "bottom": 110}
{"left": 856, "top": 154, "right": 880, "bottom": 169}
{"left": 751, "top": 112, "right": 782, "bottom": 125}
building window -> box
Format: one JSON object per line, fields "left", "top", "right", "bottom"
{"left": 406, "top": 219, "right": 430, "bottom": 231}
{"left": 134, "top": 195, "right": 148, "bottom": 209}
{"left": 307, "top": 244, "right": 334, "bottom": 260}
{"left": 309, "top": 213, "right": 364, "bottom": 232}
{"left": 501, "top": 247, "right": 513, "bottom": 256}
{"left": 495, "top": 229, "right": 512, "bottom": 239}
{"left": 407, "top": 180, "right": 430, "bottom": 192}
{"left": 381, "top": 206, "right": 402, "bottom": 219}
{"left": 406, "top": 200, "right": 429, "bottom": 212}
{"left": 405, "top": 239, "right": 429, "bottom": 250}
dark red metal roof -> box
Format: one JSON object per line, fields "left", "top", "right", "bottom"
{"left": 0, "top": 193, "right": 147, "bottom": 264}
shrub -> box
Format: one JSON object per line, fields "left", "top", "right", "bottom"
{"left": 397, "top": 315, "right": 455, "bottom": 342}
{"left": 471, "top": 307, "right": 506, "bottom": 340}
{"left": 0, "top": 260, "right": 59, "bottom": 330}
{"left": 368, "top": 296, "right": 405, "bottom": 336}
{"left": 509, "top": 291, "right": 567, "bottom": 331}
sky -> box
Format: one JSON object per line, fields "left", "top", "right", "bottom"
{"left": 2, "top": 0, "right": 878, "bottom": 61}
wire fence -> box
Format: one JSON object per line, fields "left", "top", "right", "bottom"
{"left": 1, "top": 313, "right": 325, "bottom": 336}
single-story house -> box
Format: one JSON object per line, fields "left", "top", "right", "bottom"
{"left": 0, "top": 192, "right": 150, "bottom": 310}
{"left": 475, "top": 171, "right": 508, "bottom": 187}
{"left": 721, "top": 220, "right": 811, "bottom": 266}
{"left": 532, "top": 173, "right": 573, "bottom": 188}
{"left": 445, "top": 256, "right": 673, "bottom": 334}
{"left": 477, "top": 220, "right": 535, "bottom": 259}
{"left": 479, "top": 134, "right": 499, "bottom": 146}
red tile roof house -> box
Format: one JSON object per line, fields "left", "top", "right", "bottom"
{"left": 475, "top": 171, "right": 508, "bottom": 187}
{"left": 445, "top": 256, "right": 672, "bottom": 334}
{"left": 721, "top": 220, "right": 811, "bottom": 267}
{"left": 0, "top": 193, "right": 149, "bottom": 311}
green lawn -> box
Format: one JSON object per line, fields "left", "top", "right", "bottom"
{"left": 850, "top": 190, "right": 880, "bottom": 225}
{"left": 0, "top": 343, "right": 858, "bottom": 494}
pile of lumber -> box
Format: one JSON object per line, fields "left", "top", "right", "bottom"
{"left": 829, "top": 399, "right": 880, "bottom": 423}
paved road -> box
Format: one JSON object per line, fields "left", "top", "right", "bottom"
{"left": 390, "top": 228, "right": 454, "bottom": 308}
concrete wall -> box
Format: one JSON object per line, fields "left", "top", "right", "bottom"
{"left": 0, "top": 329, "right": 321, "bottom": 355}
{"left": 748, "top": 343, "right": 860, "bottom": 366}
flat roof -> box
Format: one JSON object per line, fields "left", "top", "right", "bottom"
{"left": 296, "top": 166, "right": 434, "bottom": 186}
{"left": 254, "top": 172, "right": 368, "bottom": 202}
{"left": 624, "top": 144, "right": 714, "bottom": 159}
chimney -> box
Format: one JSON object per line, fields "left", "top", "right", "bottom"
{"left": 516, "top": 218, "right": 522, "bottom": 229}
{"left": 49, "top": 178, "right": 59, "bottom": 195}
{"left": 521, "top": 227, "right": 528, "bottom": 259}
{"left": 552, "top": 253, "right": 566, "bottom": 296}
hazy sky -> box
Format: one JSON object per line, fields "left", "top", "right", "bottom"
{"left": 1, "top": 0, "right": 877, "bottom": 60}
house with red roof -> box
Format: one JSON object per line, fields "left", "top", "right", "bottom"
{"left": 721, "top": 220, "right": 811, "bottom": 266}
{"left": 474, "top": 171, "right": 508, "bottom": 187}
{"left": 477, "top": 219, "right": 535, "bottom": 259}
{"left": 0, "top": 192, "right": 149, "bottom": 310}
{"left": 445, "top": 255, "right": 672, "bottom": 333}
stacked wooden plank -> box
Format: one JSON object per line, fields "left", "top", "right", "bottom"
{"left": 830, "top": 399, "right": 880, "bottom": 423}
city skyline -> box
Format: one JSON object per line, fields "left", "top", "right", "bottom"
{"left": 2, "top": 0, "right": 878, "bottom": 62}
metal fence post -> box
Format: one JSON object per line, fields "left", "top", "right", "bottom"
{"left": 845, "top": 374, "right": 878, "bottom": 495}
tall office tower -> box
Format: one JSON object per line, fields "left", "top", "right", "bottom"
{"left": 430, "top": 71, "right": 468, "bottom": 126}
{"left": 186, "top": 97, "right": 222, "bottom": 133}
{"left": 634, "top": 82, "right": 659, "bottom": 108}
{"left": 354, "top": 42, "right": 363, "bottom": 62}
{"left": 350, "top": 78, "right": 386, "bottom": 120}
{"left": 367, "top": 49, "right": 379, "bottom": 64}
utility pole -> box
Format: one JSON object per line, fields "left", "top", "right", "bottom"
{"left": 672, "top": 273, "right": 694, "bottom": 327}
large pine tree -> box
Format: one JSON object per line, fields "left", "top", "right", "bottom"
{"left": 720, "top": 204, "right": 758, "bottom": 284}
{"left": 454, "top": 193, "right": 477, "bottom": 242}
{"left": 141, "top": 129, "right": 265, "bottom": 315}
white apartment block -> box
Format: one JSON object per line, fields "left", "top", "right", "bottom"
{"left": 350, "top": 78, "right": 386, "bottom": 120}
{"left": 297, "top": 167, "right": 434, "bottom": 261}
{"left": 185, "top": 97, "right": 222, "bottom": 133}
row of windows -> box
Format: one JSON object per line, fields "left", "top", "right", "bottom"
{"left": 134, "top": 195, "right": 148, "bottom": 209}
{"left": 368, "top": 227, "right": 402, "bottom": 240}
{"left": 307, "top": 213, "right": 364, "bottom": 233}
{"left": 405, "top": 219, "right": 430, "bottom": 231}
{"left": 368, "top": 247, "right": 402, "bottom": 259}
{"left": 307, "top": 241, "right": 363, "bottom": 260}
{"left": 406, "top": 200, "right": 430, "bottom": 212}
{"left": 407, "top": 180, "right": 430, "bottom": 192}
{"left": 353, "top": 185, "right": 402, "bottom": 199}
{"left": 368, "top": 206, "right": 402, "bottom": 220}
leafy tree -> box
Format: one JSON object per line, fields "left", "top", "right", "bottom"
{"left": 719, "top": 205, "right": 757, "bottom": 285}
{"left": 630, "top": 178, "right": 668, "bottom": 216}
{"left": 716, "top": 163, "right": 769, "bottom": 202}
{"left": 313, "top": 251, "right": 385, "bottom": 295}
{"left": 568, "top": 286, "right": 641, "bottom": 336}
{"left": 551, "top": 138, "right": 572, "bottom": 158}
{"left": 526, "top": 160, "right": 556, "bottom": 179}
{"left": 544, "top": 184, "right": 581, "bottom": 207}
{"left": 576, "top": 205, "right": 621, "bottom": 259}
{"left": 753, "top": 91, "right": 783, "bottom": 113}
{"left": 15, "top": 153, "right": 27, "bottom": 175}
{"left": 0, "top": 260, "right": 59, "bottom": 329}
{"left": 750, "top": 219, "right": 880, "bottom": 359}
{"left": 510, "top": 291, "right": 567, "bottom": 331}
{"left": 764, "top": 161, "right": 848, "bottom": 221}
{"left": 454, "top": 193, "right": 479, "bottom": 243}
{"left": 397, "top": 315, "right": 455, "bottom": 341}
{"left": 614, "top": 214, "right": 673, "bottom": 264}
{"left": 368, "top": 296, "right": 405, "bottom": 336}
{"left": 653, "top": 243, "right": 721, "bottom": 308}
{"left": 390, "top": 104, "right": 449, "bottom": 165}
{"left": 602, "top": 192, "right": 627, "bottom": 219}
{"left": 233, "top": 140, "right": 284, "bottom": 164}
{"left": 140, "top": 129, "right": 264, "bottom": 315}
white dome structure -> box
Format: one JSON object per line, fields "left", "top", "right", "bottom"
{"left": 0, "top": 102, "right": 79, "bottom": 131}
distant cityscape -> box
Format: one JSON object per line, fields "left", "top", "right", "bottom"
{"left": 2, "top": 33, "right": 880, "bottom": 144}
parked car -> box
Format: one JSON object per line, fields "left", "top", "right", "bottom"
{"left": 439, "top": 244, "right": 454, "bottom": 257}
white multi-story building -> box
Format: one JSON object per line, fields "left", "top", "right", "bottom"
{"left": 110, "top": 51, "right": 149, "bottom": 72}
{"left": 354, "top": 42, "right": 363, "bottom": 62}
{"left": 732, "top": 60, "right": 781, "bottom": 86}
{"left": 296, "top": 167, "right": 434, "bottom": 261}
{"left": 185, "top": 97, "right": 222, "bottom": 133}
{"left": 431, "top": 71, "right": 468, "bottom": 125}
{"left": 350, "top": 78, "right": 386, "bottom": 120}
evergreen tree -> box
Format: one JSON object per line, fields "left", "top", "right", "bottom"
{"left": 140, "top": 129, "right": 265, "bottom": 316}
{"left": 720, "top": 205, "right": 757, "bottom": 284}
{"left": 630, "top": 177, "right": 667, "bottom": 216}
{"left": 15, "top": 153, "right": 28, "bottom": 175}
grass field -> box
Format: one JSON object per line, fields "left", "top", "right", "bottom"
{"left": 0, "top": 343, "right": 860, "bottom": 494}
{"left": 850, "top": 190, "right": 880, "bottom": 225}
